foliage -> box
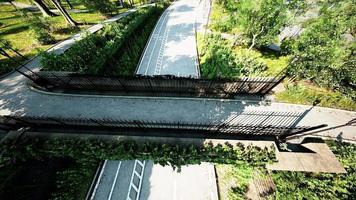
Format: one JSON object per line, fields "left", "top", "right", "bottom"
{"left": 275, "top": 82, "right": 356, "bottom": 111}
{"left": 216, "top": 164, "right": 254, "bottom": 200}
{"left": 41, "top": 5, "right": 164, "bottom": 75}
{"left": 214, "top": 0, "right": 288, "bottom": 49}
{"left": 287, "top": 0, "right": 356, "bottom": 100}
{"left": 23, "top": 12, "right": 56, "bottom": 45}
{"left": 0, "top": 137, "right": 276, "bottom": 171}
{"left": 271, "top": 141, "right": 356, "bottom": 200}
{"left": 50, "top": 161, "right": 97, "bottom": 200}
{"left": 78, "top": 0, "right": 117, "bottom": 16}
{"left": 280, "top": 37, "right": 296, "bottom": 56}
{"left": 199, "top": 34, "right": 267, "bottom": 79}
{"left": 0, "top": 137, "right": 276, "bottom": 199}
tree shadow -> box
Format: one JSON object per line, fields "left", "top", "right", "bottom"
{"left": 0, "top": 25, "right": 29, "bottom": 36}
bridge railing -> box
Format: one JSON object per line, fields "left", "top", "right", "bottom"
{"left": 0, "top": 115, "right": 326, "bottom": 142}
{"left": 28, "top": 71, "right": 286, "bottom": 98}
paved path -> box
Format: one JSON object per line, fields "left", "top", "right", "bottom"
{"left": 267, "top": 139, "right": 347, "bottom": 173}
{"left": 0, "top": 2, "right": 89, "bottom": 13}
{"left": 136, "top": 0, "right": 205, "bottom": 77}
{"left": 90, "top": 160, "right": 218, "bottom": 200}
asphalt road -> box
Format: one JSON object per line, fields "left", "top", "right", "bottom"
{"left": 136, "top": 0, "right": 202, "bottom": 77}
{"left": 90, "top": 160, "right": 218, "bottom": 200}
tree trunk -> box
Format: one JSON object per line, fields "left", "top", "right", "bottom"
{"left": 64, "top": 0, "right": 73, "bottom": 9}
{"left": 248, "top": 34, "right": 257, "bottom": 50}
{"left": 248, "top": 26, "right": 264, "bottom": 50}
{"left": 128, "top": 0, "right": 133, "bottom": 6}
{"left": 50, "top": 0, "right": 78, "bottom": 27}
{"left": 7, "top": 1, "right": 18, "bottom": 10}
{"left": 118, "top": 0, "right": 124, "bottom": 7}
{"left": 34, "top": 0, "right": 57, "bottom": 17}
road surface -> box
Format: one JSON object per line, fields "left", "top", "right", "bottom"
{"left": 90, "top": 160, "right": 218, "bottom": 200}
{"left": 136, "top": 0, "right": 205, "bottom": 77}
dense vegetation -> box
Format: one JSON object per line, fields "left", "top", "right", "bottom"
{"left": 199, "top": 34, "right": 268, "bottom": 79}
{"left": 0, "top": 0, "right": 154, "bottom": 76}
{"left": 40, "top": 5, "right": 164, "bottom": 75}
{"left": 275, "top": 82, "right": 356, "bottom": 111}
{"left": 287, "top": 0, "right": 356, "bottom": 100}
{"left": 203, "top": 0, "right": 355, "bottom": 110}
{"left": 271, "top": 141, "right": 355, "bottom": 200}
{"left": 217, "top": 140, "right": 355, "bottom": 200}
{"left": 0, "top": 137, "right": 276, "bottom": 199}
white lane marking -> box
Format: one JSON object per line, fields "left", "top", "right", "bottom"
{"left": 173, "top": 172, "right": 177, "bottom": 200}
{"left": 126, "top": 160, "right": 146, "bottom": 200}
{"left": 108, "top": 161, "right": 122, "bottom": 200}
{"left": 144, "top": 6, "right": 173, "bottom": 75}
{"left": 154, "top": 16, "right": 171, "bottom": 75}
{"left": 136, "top": 4, "right": 170, "bottom": 74}
{"left": 136, "top": 161, "right": 146, "bottom": 200}
{"left": 90, "top": 160, "right": 108, "bottom": 200}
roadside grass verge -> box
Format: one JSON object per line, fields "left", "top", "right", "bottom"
{"left": 275, "top": 81, "right": 356, "bottom": 111}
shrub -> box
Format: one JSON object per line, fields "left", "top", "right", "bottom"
{"left": 79, "top": 0, "right": 117, "bottom": 16}
{"left": 25, "top": 13, "right": 56, "bottom": 45}
{"left": 40, "top": 5, "right": 165, "bottom": 75}
{"left": 280, "top": 37, "right": 295, "bottom": 55}
{"left": 271, "top": 141, "right": 355, "bottom": 200}
{"left": 275, "top": 83, "right": 356, "bottom": 111}
{"left": 200, "top": 34, "right": 267, "bottom": 79}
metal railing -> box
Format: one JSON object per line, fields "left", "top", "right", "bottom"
{"left": 28, "top": 71, "right": 286, "bottom": 98}
{"left": 0, "top": 115, "right": 326, "bottom": 141}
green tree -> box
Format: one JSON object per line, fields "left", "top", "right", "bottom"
{"left": 33, "top": 0, "right": 58, "bottom": 17}
{"left": 288, "top": 0, "right": 355, "bottom": 99}
{"left": 234, "top": 0, "right": 288, "bottom": 49}
{"left": 50, "top": 0, "right": 78, "bottom": 27}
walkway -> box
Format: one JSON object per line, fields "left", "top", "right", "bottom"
{"left": 267, "top": 139, "right": 347, "bottom": 173}
{"left": 136, "top": 0, "right": 203, "bottom": 77}
{"left": 0, "top": 2, "right": 89, "bottom": 13}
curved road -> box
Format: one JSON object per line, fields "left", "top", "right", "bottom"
{"left": 0, "top": 0, "right": 355, "bottom": 142}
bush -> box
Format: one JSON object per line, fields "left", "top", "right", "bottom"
{"left": 280, "top": 37, "right": 295, "bottom": 55}
{"left": 25, "top": 13, "right": 56, "bottom": 45}
{"left": 200, "top": 34, "right": 267, "bottom": 79}
{"left": 40, "top": 5, "right": 165, "bottom": 75}
{"left": 275, "top": 83, "right": 356, "bottom": 111}
{"left": 287, "top": 1, "right": 355, "bottom": 100}
{"left": 271, "top": 141, "right": 355, "bottom": 200}
{"left": 79, "top": 0, "right": 117, "bottom": 16}
{"left": 0, "top": 137, "right": 276, "bottom": 199}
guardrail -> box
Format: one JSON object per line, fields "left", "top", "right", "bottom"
{"left": 0, "top": 115, "right": 327, "bottom": 142}
{"left": 26, "top": 71, "right": 286, "bottom": 98}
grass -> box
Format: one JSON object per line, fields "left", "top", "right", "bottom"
{"left": 232, "top": 46, "right": 289, "bottom": 76}
{"left": 215, "top": 164, "right": 254, "bottom": 200}
{"left": 216, "top": 140, "right": 356, "bottom": 200}
{"left": 0, "top": 3, "right": 129, "bottom": 75}
{"left": 270, "top": 141, "right": 356, "bottom": 200}
{"left": 275, "top": 81, "right": 356, "bottom": 111}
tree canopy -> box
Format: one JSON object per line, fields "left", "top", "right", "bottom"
{"left": 288, "top": 0, "right": 355, "bottom": 99}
